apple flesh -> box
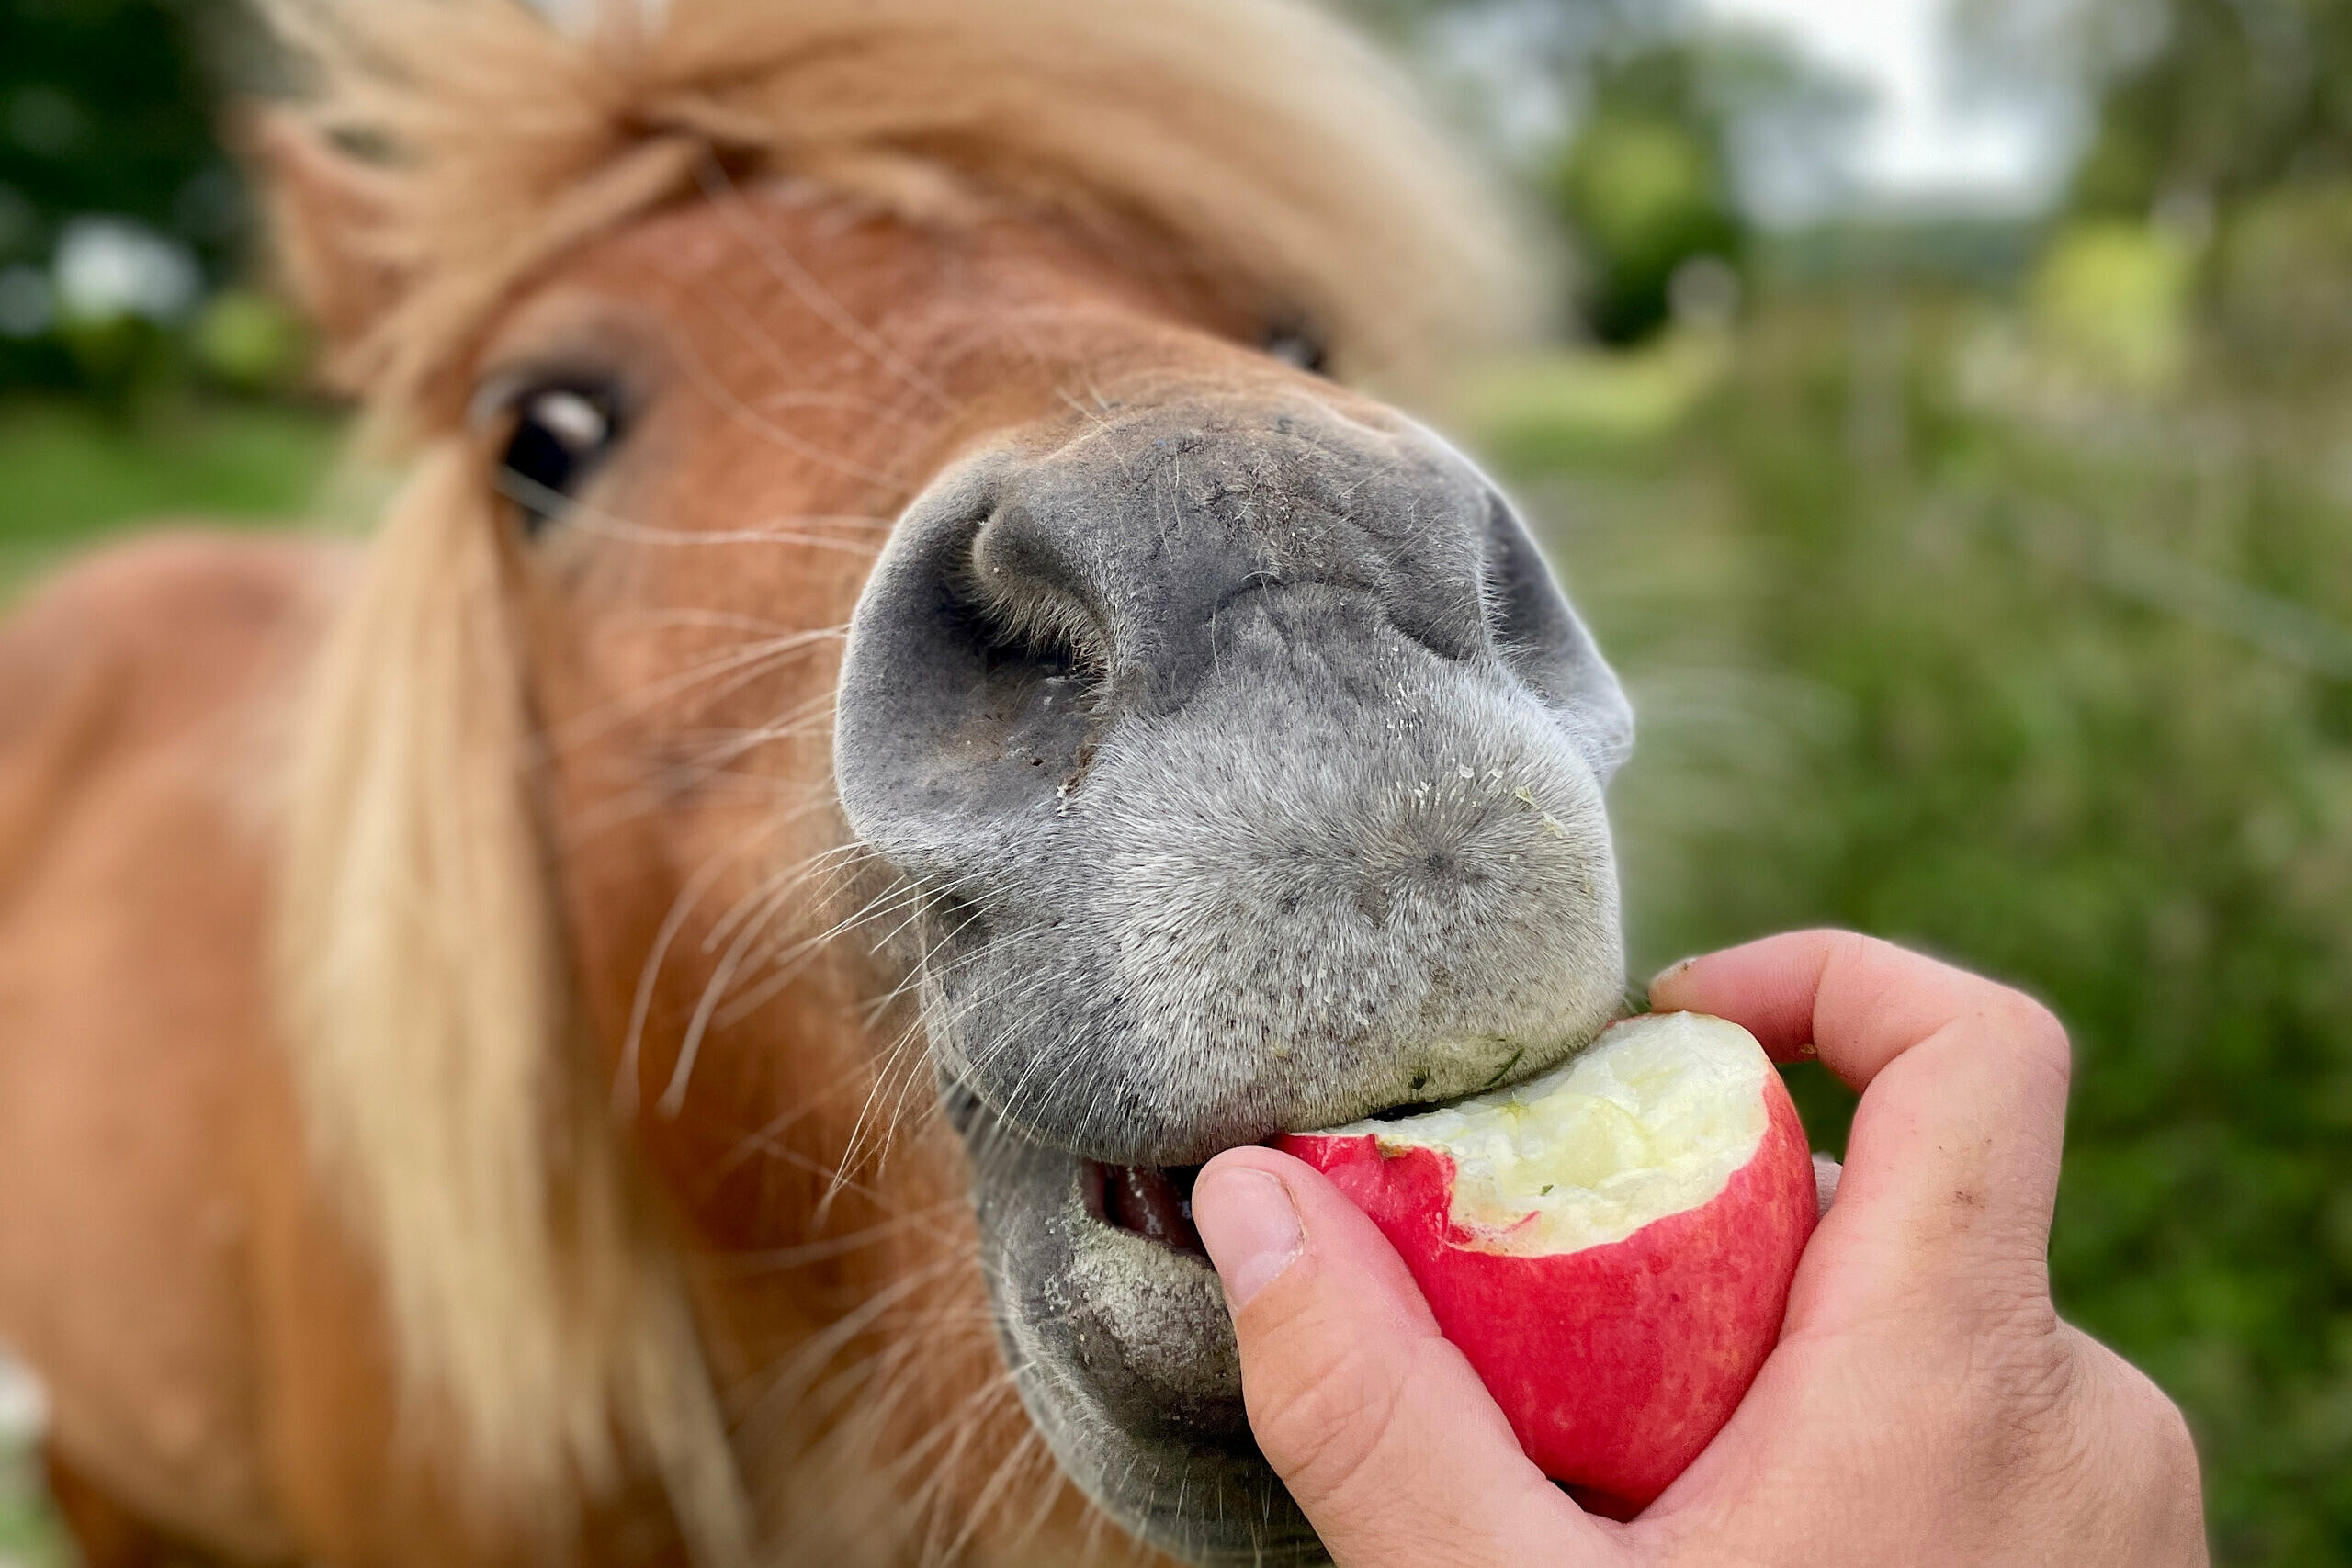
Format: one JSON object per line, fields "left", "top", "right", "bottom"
{"left": 1276, "top": 1011, "right": 1814, "bottom": 1518}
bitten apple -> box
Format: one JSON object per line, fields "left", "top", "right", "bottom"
{"left": 1276, "top": 1011, "right": 1814, "bottom": 1518}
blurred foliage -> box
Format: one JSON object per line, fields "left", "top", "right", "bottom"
{"left": 0, "top": 0, "right": 241, "bottom": 270}
{"left": 1457, "top": 333, "right": 1729, "bottom": 468}
{"left": 1547, "top": 46, "right": 1745, "bottom": 344}
{"left": 1348, "top": 2, "right": 1867, "bottom": 343}
{"left": 0, "top": 396, "right": 336, "bottom": 528}
{"left": 2067, "top": 0, "right": 2352, "bottom": 218}
{"left": 1530, "top": 28, "right": 1864, "bottom": 343}
{"left": 1468, "top": 289, "right": 2352, "bottom": 1562}
{"left": 0, "top": 1438, "right": 62, "bottom": 1568}
{"left": 0, "top": 1361, "right": 58, "bottom": 1568}
{"left": 2026, "top": 219, "right": 2197, "bottom": 392}
{"left": 0, "top": 1457, "right": 61, "bottom": 1568}
{"left": 1758, "top": 216, "right": 2041, "bottom": 289}
{"left": 189, "top": 286, "right": 307, "bottom": 392}
{"left": 0, "top": 0, "right": 289, "bottom": 399}
{"left": 2211, "top": 181, "right": 2352, "bottom": 377}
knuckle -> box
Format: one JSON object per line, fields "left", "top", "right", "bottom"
{"left": 1822, "top": 929, "right": 1886, "bottom": 988}
{"left": 1988, "top": 1317, "right": 2079, "bottom": 1435}
{"left": 2113, "top": 1352, "right": 2206, "bottom": 1495}
{"left": 2011, "top": 1339, "right": 2210, "bottom": 1553}
{"left": 2152, "top": 1393, "right": 2203, "bottom": 1494}
{"left": 1987, "top": 990, "right": 2072, "bottom": 1089}
{"left": 2089, "top": 1359, "right": 2212, "bottom": 1560}
{"left": 1942, "top": 1305, "right": 2081, "bottom": 1479}
{"left": 2159, "top": 1390, "right": 2199, "bottom": 1470}
{"left": 1825, "top": 928, "right": 1881, "bottom": 963}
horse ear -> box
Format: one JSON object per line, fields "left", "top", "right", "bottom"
{"left": 247, "top": 109, "right": 407, "bottom": 378}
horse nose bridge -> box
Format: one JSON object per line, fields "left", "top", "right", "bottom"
{"left": 978, "top": 400, "right": 1497, "bottom": 687}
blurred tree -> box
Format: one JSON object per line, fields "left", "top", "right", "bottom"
{"left": 1351, "top": 0, "right": 1861, "bottom": 345}
{"left": 2212, "top": 181, "right": 2352, "bottom": 373}
{"left": 1548, "top": 45, "right": 1746, "bottom": 344}
{"left": 0, "top": 0, "right": 248, "bottom": 391}
{"left": 0, "top": 0, "right": 240, "bottom": 267}
{"left": 2068, "top": 0, "right": 2352, "bottom": 217}
{"left": 1543, "top": 32, "right": 1862, "bottom": 347}
{"left": 1964, "top": 0, "right": 2352, "bottom": 386}
{"left": 1962, "top": 0, "right": 2352, "bottom": 216}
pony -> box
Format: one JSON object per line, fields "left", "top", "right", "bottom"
{"left": 0, "top": 1, "right": 1634, "bottom": 1562}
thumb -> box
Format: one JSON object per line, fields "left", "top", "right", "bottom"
{"left": 1193, "top": 1147, "right": 1621, "bottom": 1568}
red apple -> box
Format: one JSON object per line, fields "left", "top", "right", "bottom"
{"left": 1276, "top": 1010, "right": 1814, "bottom": 1518}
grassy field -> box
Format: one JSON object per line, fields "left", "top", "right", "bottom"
{"left": 0, "top": 398, "right": 346, "bottom": 587}
{"left": 1, "top": 303, "right": 2346, "bottom": 1562}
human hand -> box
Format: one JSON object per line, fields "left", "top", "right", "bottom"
{"left": 1192, "top": 931, "right": 2208, "bottom": 1567}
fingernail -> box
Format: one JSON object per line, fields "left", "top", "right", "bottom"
{"left": 1812, "top": 1152, "right": 1843, "bottom": 1217}
{"left": 1194, "top": 1168, "right": 1305, "bottom": 1313}
{"left": 1648, "top": 955, "right": 1699, "bottom": 990}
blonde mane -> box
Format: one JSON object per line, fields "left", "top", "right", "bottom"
{"left": 263, "top": 0, "right": 1530, "bottom": 429}
{"left": 268, "top": 0, "right": 1527, "bottom": 1561}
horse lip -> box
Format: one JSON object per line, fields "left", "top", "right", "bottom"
{"left": 939, "top": 1060, "right": 1276, "bottom": 1168}
{"left": 944, "top": 1011, "right": 1623, "bottom": 1171}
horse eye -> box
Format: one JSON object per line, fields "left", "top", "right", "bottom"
{"left": 496, "top": 384, "right": 622, "bottom": 532}
{"left": 1265, "top": 329, "right": 1328, "bottom": 375}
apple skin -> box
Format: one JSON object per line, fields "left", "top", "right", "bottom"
{"left": 1276, "top": 1049, "right": 1814, "bottom": 1519}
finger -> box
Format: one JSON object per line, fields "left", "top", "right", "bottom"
{"left": 1193, "top": 1147, "right": 1620, "bottom": 1568}
{"left": 1652, "top": 931, "right": 2070, "bottom": 1285}
{"left": 1653, "top": 931, "right": 2065, "bottom": 1091}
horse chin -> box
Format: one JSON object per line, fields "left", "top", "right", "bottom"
{"left": 945, "top": 943, "right": 1624, "bottom": 1564}
{"left": 950, "top": 1087, "right": 1327, "bottom": 1567}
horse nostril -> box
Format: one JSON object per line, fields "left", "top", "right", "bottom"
{"left": 961, "top": 504, "right": 1112, "bottom": 686}
{"left": 944, "top": 570, "right": 1085, "bottom": 686}
{"left": 834, "top": 472, "right": 1113, "bottom": 874}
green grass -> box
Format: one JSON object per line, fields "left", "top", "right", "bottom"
{"left": 0, "top": 397, "right": 345, "bottom": 587}
{"left": 0, "top": 1438, "right": 62, "bottom": 1568}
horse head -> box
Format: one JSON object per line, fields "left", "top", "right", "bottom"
{"left": 263, "top": 2, "right": 1629, "bottom": 1561}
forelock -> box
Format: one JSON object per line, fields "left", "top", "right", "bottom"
{"left": 257, "top": 0, "right": 1536, "bottom": 425}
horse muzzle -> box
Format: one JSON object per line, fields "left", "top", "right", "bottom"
{"left": 833, "top": 382, "right": 1633, "bottom": 1563}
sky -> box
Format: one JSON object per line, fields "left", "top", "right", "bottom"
{"left": 1697, "top": 0, "right": 2084, "bottom": 220}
